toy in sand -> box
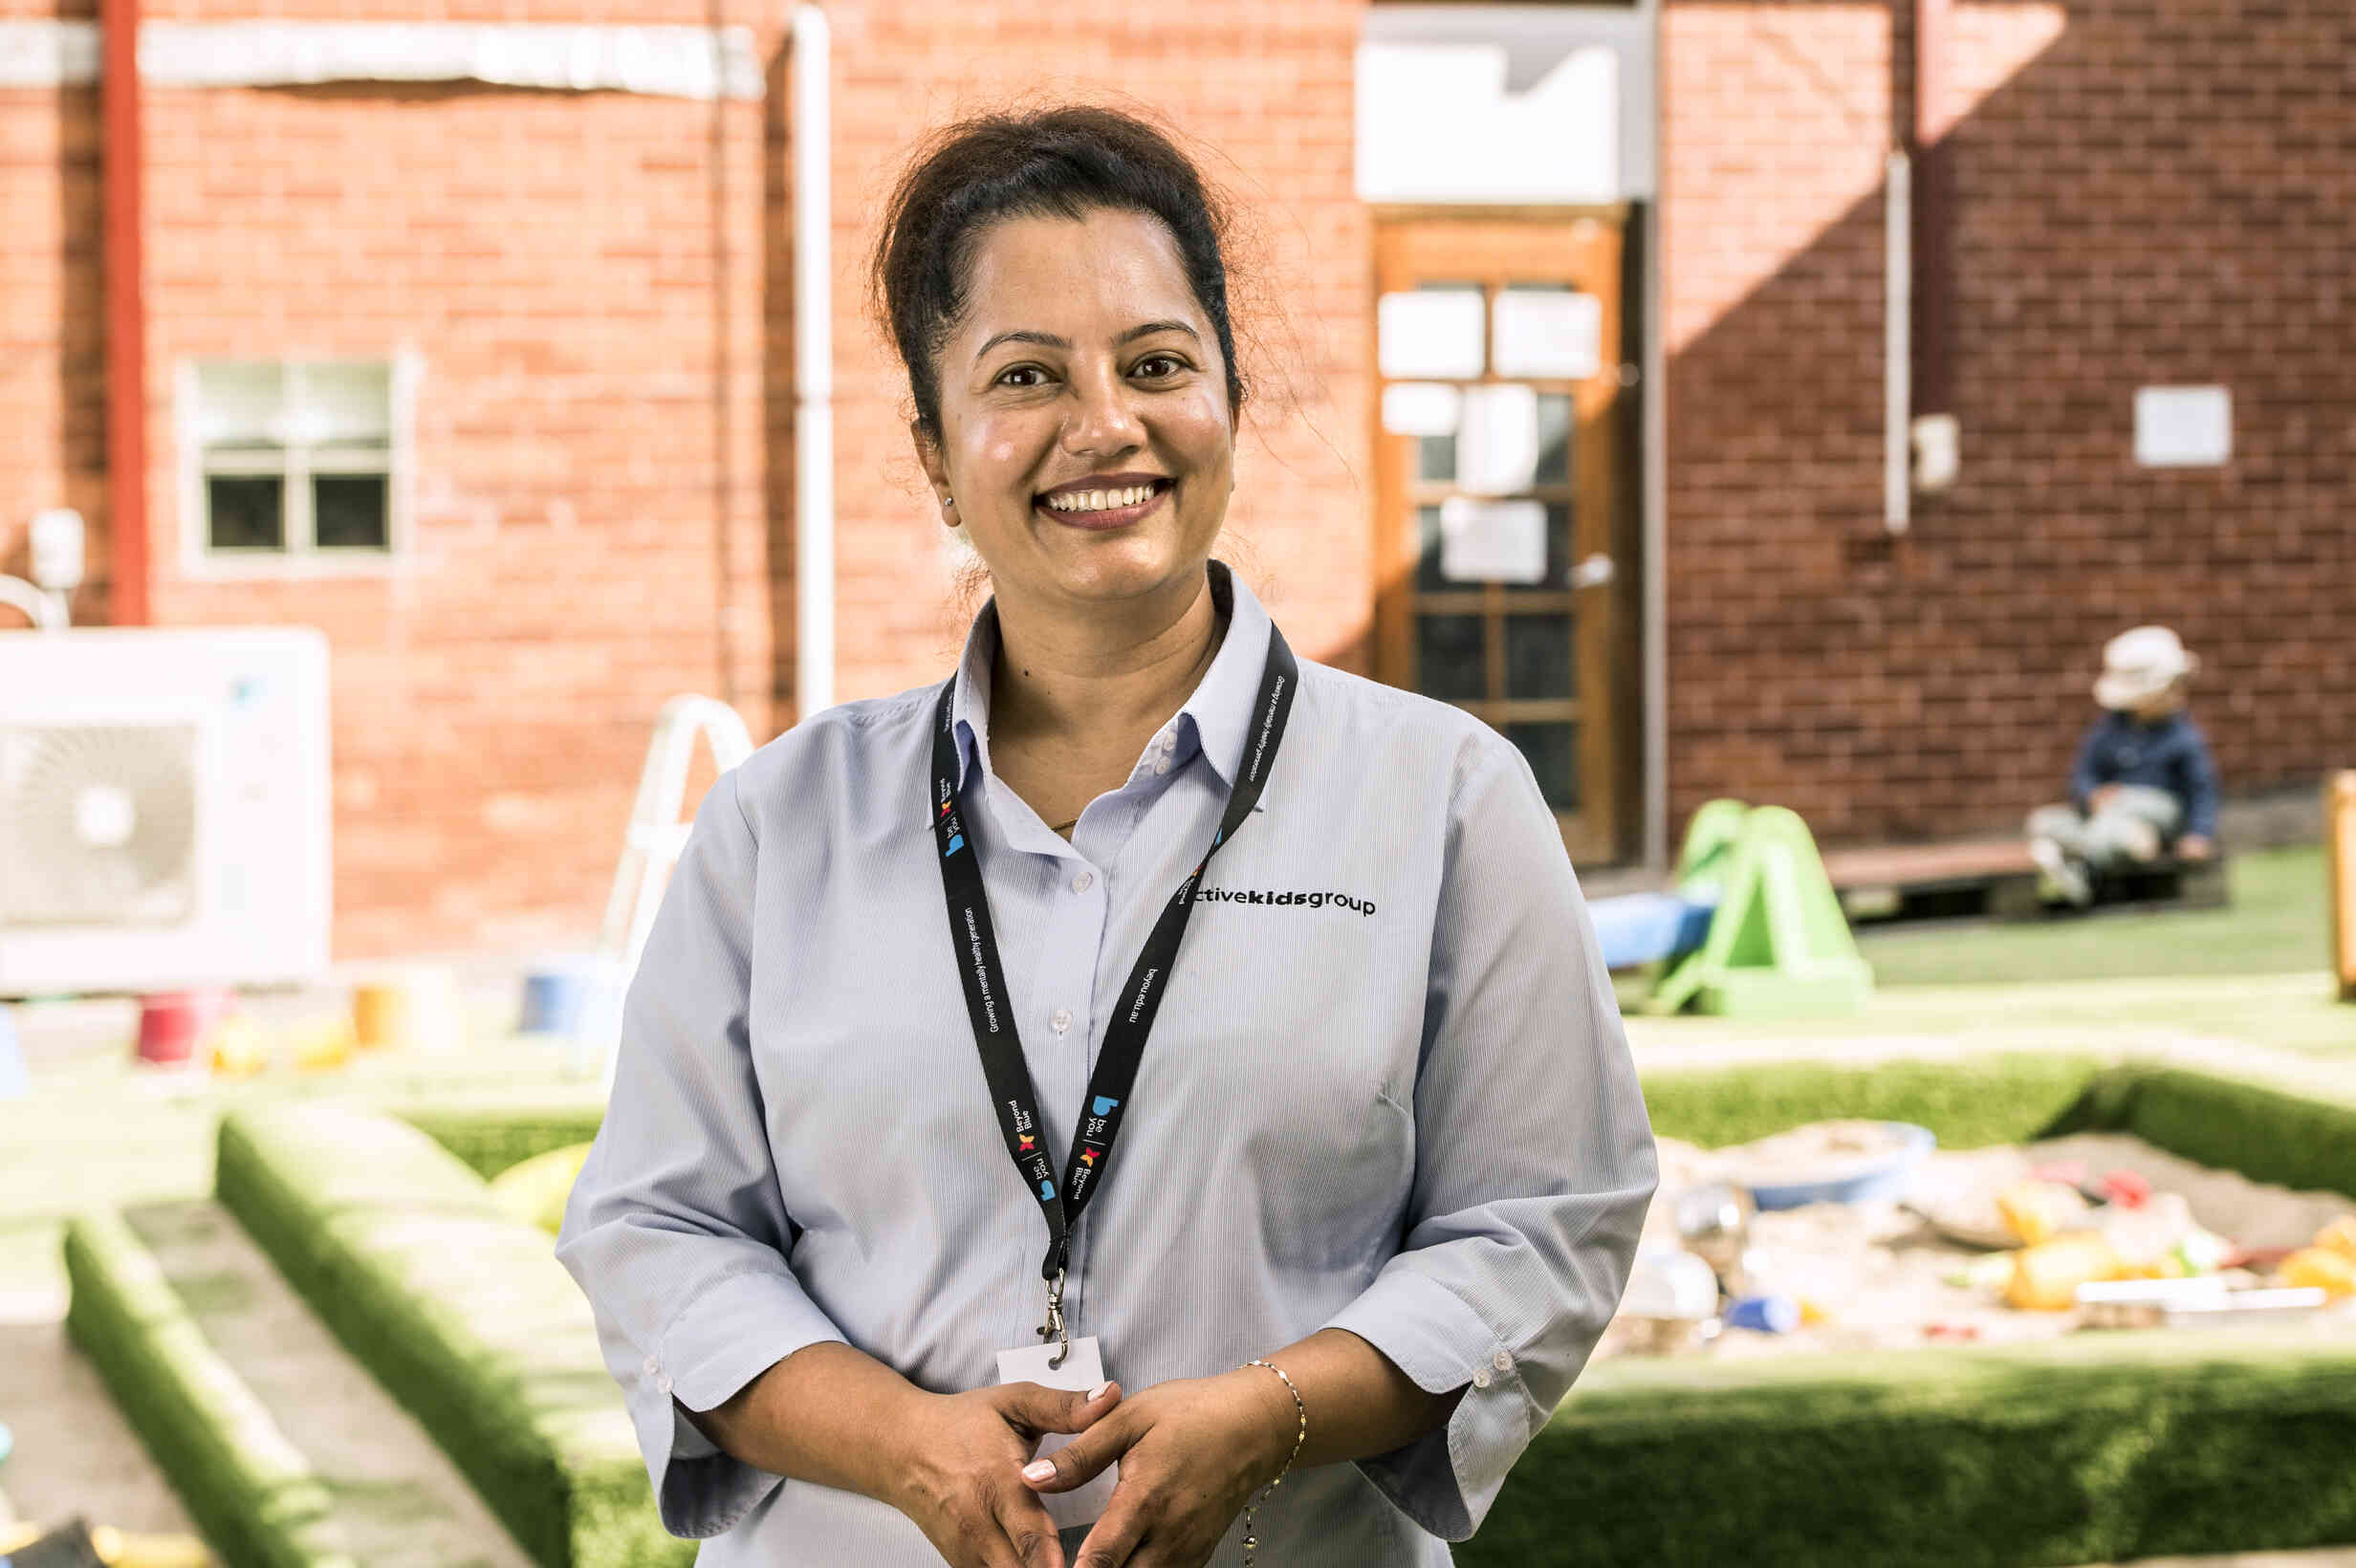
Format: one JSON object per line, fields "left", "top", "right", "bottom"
{"left": 0, "top": 1519, "right": 211, "bottom": 1567}
{"left": 1602, "top": 1123, "right": 2356, "bottom": 1361}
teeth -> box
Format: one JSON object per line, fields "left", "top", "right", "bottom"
{"left": 1046, "top": 483, "right": 1158, "bottom": 513}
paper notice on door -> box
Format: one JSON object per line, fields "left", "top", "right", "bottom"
{"left": 1439, "top": 497, "right": 1547, "bottom": 584}
{"left": 1377, "top": 290, "right": 1485, "bottom": 380}
{"left": 1457, "top": 383, "right": 1540, "bottom": 495}
{"left": 1381, "top": 381, "right": 1463, "bottom": 437}
{"left": 1493, "top": 290, "right": 1603, "bottom": 380}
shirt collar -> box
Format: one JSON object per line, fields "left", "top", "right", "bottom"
{"left": 948, "top": 559, "right": 1278, "bottom": 802}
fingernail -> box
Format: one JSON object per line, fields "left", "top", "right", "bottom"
{"left": 1023, "top": 1459, "right": 1058, "bottom": 1483}
{"left": 1089, "top": 1380, "right": 1113, "bottom": 1401}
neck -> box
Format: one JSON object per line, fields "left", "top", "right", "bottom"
{"left": 989, "top": 566, "right": 1223, "bottom": 746}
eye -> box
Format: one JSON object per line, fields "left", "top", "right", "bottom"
{"left": 1133, "top": 354, "right": 1186, "bottom": 380}
{"left": 994, "top": 364, "right": 1050, "bottom": 388}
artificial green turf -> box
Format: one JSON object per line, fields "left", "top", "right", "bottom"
{"left": 62, "top": 1209, "right": 353, "bottom": 1568}
{"left": 214, "top": 1107, "right": 692, "bottom": 1568}
{"left": 1469, "top": 1332, "right": 2356, "bottom": 1568}
{"left": 2115, "top": 1067, "right": 2356, "bottom": 1201}
{"left": 1856, "top": 843, "right": 2328, "bottom": 988}
{"left": 397, "top": 1107, "right": 606, "bottom": 1181}
{"left": 1640, "top": 1054, "right": 2108, "bottom": 1151}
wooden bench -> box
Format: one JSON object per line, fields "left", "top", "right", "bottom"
{"left": 1823, "top": 838, "right": 2230, "bottom": 925}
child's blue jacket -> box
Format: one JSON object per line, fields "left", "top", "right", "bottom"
{"left": 2068, "top": 709, "right": 2221, "bottom": 838}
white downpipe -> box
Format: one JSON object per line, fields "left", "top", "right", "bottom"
{"left": 791, "top": 3, "right": 835, "bottom": 719}
{"left": 1885, "top": 148, "right": 1911, "bottom": 534}
{"left": 1640, "top": 0, "right": 1668, "bottom": 869}
{"left": 0, "top": 576, "right": 67, "bottom": 630}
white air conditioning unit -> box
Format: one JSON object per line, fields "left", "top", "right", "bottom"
{"left": 0, "top": 627, "right": 331, "bottom": 997}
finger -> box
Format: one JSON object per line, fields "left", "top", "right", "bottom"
{"left": 1000, "top": 1378, "right": 1122, "bottom": 1437}
{"left": 993, "top": 1486, "right": 1067, "bottom": 1568}
{"left": 1070, "top": 1500, "right": 1150, "bottom": 1568}
{"left": 1021, "top": 1413, "right": 1134, "bottom": 1493}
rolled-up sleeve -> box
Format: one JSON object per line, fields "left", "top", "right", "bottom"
{"left": 555, "top": 766, "right": 849, "bottom": 1538}
{"left": 1322, "top": 738, "right": 1658, "bottom": 1541}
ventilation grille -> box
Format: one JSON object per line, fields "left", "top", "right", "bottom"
{"left": 0, "top": 724, "right": 200, "bottom": 927}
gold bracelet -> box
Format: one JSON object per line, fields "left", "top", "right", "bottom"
{"left": 1239, "top": 1359, "right": 1307, "bottom": 1566}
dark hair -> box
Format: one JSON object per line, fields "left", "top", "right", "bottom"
{"left": 869, "top": 104, "right": 1250, "bottom": 445}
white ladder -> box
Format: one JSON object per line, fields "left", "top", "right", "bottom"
{"left": 567, "top": 695, "right": 754, "bottom": 1087}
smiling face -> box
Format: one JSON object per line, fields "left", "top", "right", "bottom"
{"left": 912, "top": 207, "right": 1235, "bottom": 618}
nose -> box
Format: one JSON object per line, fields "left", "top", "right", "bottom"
{"left": 1059, "top": 359, "right": 1145, "bottom": 458}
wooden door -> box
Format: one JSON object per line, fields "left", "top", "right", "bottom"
{"left": 1371, "top": 213, "right": 1628, "bottom": 863}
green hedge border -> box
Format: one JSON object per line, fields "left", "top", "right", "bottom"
{"left": 62, "top": 1209, "right": 355, "bottom": 1568}
{"left": 214, "top": 1106, "right": 693, "bottom": 1568}
{"left": 395, "top": 1108, "right": 606, "bottom": 1183}
{"left": 1474, "top": 1329, "right": 2356, "bottom": 1567}
{"left": 1639, "top": 1052, "right": 2111, "bottom": 1152}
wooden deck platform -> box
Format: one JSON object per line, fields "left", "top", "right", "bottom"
{"left": 1822, "top": 838, "right": 2230, "bottom": 925}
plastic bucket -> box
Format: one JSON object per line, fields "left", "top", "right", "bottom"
{"left": 354, "top": 968, "right": 468, "bottom": 1053}
{"left": 520, "top": 962, "right": 603, "bottom": 1036}
{"left": 137, "top": 990, "right": 234, "bottom": 1066}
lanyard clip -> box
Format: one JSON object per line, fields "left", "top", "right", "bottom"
{"left": 1037, "top": 1266, "right": 1070, "bottom": 1370}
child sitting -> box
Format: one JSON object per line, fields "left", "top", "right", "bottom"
{"left": 2027, "top": 625, "right": 2220, "bottom": 907}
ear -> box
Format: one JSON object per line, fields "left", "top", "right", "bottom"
{"left": 909, "top": 419, "right": 956, "bottom": 522}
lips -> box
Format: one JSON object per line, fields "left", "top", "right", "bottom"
{"left": 1033, "top": 477, "right": 1174, "bottom": 532}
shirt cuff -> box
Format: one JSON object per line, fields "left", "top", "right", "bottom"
{"left": 673, "top": 1401, "right": 723, "bottom": 1459}
{"left": 637, "top": 1269, "right": 850, "bottom": 1538}
{"left": 1322, "top": 1268, "right": 1539, "bottom": 1541}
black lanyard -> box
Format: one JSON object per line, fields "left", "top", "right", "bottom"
{"left": 928, "top": 618, "right": 1298, "bottom": 1340}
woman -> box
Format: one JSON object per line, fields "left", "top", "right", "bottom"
{"left": 556, "top": 105, "right": 1655, "bottom": 1568}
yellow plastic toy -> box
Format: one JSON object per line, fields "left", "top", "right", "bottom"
{"left": 2314, "top": 1215, "right": 2356, "bottom": 1263}
{"left": 1996, "top": 1180, "right": 2088, "bottom": 1248}
{"left": 0, "top": 1522, "right": 211, "bottom": 1566}
{"left": 2282, "top": 1247, "right": 2356, "bottom": 1299}
{"left": 204, "top": 1013, "right": 271, "bottom": 1078}
{"left": 487, "top": 1143, "right": 596, "bottom": 1235}
{"left": 288, "top": 1013, "right": 358, "bottom": 1072}
{"left": 2007, "top": 1232, "right": 2123, "bottom": 1311}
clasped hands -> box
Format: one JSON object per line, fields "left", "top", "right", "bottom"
{"left": 890, "top": 1366, "right": 1298, "bottom": 1568}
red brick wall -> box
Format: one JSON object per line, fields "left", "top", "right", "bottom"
{"left": 0, "top": 70, "right": 104, "bottom": 626}
{"left": 1661, "top": 0, "right": 2356, "bottom": 844}
{"left": 139, "top": 71, "right": 774, "bottom": 957}
{"left": 5, "top": 2, "right": 1374, "bottom": 962}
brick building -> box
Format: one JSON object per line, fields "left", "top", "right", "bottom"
{"left": 3, "top": 0, "right": 2349, "bottom": 962}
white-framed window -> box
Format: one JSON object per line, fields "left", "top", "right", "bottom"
{"left": 178, "top": 354, "right": 420, "bottom": 574}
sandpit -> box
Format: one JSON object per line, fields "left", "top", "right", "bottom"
{"left": 1599, "top": 1128, "right": 2356, "bottom": 1361}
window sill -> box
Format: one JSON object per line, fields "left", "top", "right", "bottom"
{"left": 183, "top": 551, "right": 409, "bottom": 581}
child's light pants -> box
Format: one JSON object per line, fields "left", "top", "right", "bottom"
{"left": 2024, "top": 784, "right": 2185, "bottom": 871}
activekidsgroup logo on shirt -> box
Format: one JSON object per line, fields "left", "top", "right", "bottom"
{"left": 1195, "top": 886, "right": 1376, "bottom": 916}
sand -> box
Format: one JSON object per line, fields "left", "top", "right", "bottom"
{"left": 1602, "top": 1130, "right": 2356, "bottom": 1361}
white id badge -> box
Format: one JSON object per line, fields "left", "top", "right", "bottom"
{"left": 995, "top": 1336, "right": 1119, "bottom": 1530}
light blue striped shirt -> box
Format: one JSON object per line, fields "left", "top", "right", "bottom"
{"left": 556, "top": 561, "right": 1656, "bottom": 1565}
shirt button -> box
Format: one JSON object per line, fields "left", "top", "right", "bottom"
{"left": 657, "top": 1374, "right": 674, "bottom": 1395}
{"left": 643, "top": 1355, "right": 660, "bottom": 1377}
{"left": 1152, "top": 757, "right": 1171, "bottom": 775}
{"left": 1072, "top": 870, "right": 1094, "bottom": 893}
{"left": 1471, "top": 1367, "right": 1493, "bottom": 1390}
{"left": 1493, "top": 1349, "right": 1515, "bottom": 1373}
{"left": 1051, "top": 1008, "right": 1073, "bottom": 1034}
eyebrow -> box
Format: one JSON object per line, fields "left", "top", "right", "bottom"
{"left": 972, "top": 320, "right": 1201, "bottom": 363}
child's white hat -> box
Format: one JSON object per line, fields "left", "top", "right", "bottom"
{"left": 2094, "top": 625, "right": 2198, "bottom": 708}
